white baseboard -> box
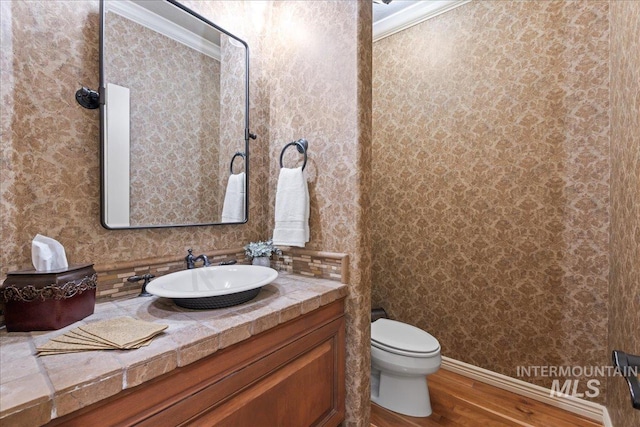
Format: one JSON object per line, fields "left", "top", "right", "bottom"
{"left": 602, "top": 407, "right": 613, "bottom": 427}
{"left": 441, "top": 356, "right": 611, "bottom": 425}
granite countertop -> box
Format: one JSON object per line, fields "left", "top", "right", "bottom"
{"left": 0, "top": 273, "right": 348, "bottom": 426}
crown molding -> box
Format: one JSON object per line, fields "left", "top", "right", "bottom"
{"left": 106, "top": 0, "right": 221, "bottom": 60}
{"left": 373, "top": 0, "right": 472, "bottom": 42}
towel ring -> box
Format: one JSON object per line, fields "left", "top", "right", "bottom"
{"left": 279, "top": 139, "right": 308, "bottom": 171}
{"left": 230, "top": 152, "right": 245, "bottom": 174}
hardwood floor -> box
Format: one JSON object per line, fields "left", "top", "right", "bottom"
{"left": 370, "top": 369, "right": 603, "bottom": 427}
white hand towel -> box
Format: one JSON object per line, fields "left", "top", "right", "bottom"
{"left": 272, "top": 167, "right": 309, "bottom": 247}
{"left": 221, "top": 172, "right": 246, "bottom": 222}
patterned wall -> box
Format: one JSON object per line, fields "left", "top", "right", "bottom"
{"left": 609, "top": 1, "right": 640, "bottom": 425}
{"left": 217, "top": 34, "right": 248, "bottom": 218}
{"left": 105, "top": 13, "right": 222, "bottom": 226}
{"left": 371, "top": 0, "right": 610, "bottom": 399}
{"left": 0, "top": 1, "right": 16, "bottom": 276}
{"left": 266, "top": 2, "right": 372, "bottom": 424}
{"left": 0, "top": 0, "right": 265, "bottom": 278}
{"left": 1, "top": 1, "right": 372, "bottom": 425}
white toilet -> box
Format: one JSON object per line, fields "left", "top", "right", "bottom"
{"left": 370, "top": 318, "right": 441, "bottom": 417}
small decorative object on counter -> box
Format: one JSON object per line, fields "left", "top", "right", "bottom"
{"left": 0, "top": 264, "right": 97, "bottom": 332}
{"left": 244, "top": 240, "right": 282, "bottom": 267}
{"left": 36, "top": 317, "right": 168, "bottom": 356}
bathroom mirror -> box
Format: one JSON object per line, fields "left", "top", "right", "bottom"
{"left": 100, "top": 0, "right": 250, "bottom": 229}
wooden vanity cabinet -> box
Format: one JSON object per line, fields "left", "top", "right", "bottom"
{"left": 47, "top": 299, "right": 345, "bottom": 427}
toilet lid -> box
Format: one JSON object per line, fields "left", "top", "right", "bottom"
{"left": 371, "top": 318, "right": 440, "bottom": 355}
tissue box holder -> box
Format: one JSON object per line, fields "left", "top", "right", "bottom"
{"left": 1, "top": 264, "right": 97, "bottom": 332}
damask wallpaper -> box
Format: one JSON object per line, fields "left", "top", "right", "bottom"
{"left": 266, "top": 2, "right": 372, "bottom": 424}
{"left": 217, "top": 34, "right": 248, "bottom": 219}
{"left": 105, "top": 13, "right": 222, "bottom": 226}
{"left": 609, "top": 1, "right": 640, "bottom": 425}
{"left": 0, "top": 1, "right": 267, "bottom": 280}
{"left": 371, "top": 0, "right": 610, "bottom": 400}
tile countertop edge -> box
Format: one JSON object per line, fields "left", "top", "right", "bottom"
{"left": 0, "top": 273, "right": 348, "bottom": 425}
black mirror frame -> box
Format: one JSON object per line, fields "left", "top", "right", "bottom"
{"left": 99, "top": 0, "right": 251, "bottom": 229}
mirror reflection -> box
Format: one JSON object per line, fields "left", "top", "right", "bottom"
{"left": 101, "top": 0, "right": 249, "bottom": 229}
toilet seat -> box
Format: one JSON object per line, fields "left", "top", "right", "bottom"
{"left": 371, "top": 340, "right": 439, "bottom": 358}
{"left": 371, "top": 319, "right": 440, "bottom": 357}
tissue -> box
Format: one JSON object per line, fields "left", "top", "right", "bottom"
{"left": 32, "top": 234, "right": 68, "bottom": 271}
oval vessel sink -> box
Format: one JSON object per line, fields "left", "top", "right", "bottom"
{"left": 146, "top": 265, "right": 278, "bottom": 309}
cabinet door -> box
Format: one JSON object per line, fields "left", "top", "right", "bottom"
{"left": 191, "top": 339, "right": 337, "bottom": 426}
{"left": 157, "top": 316, "right": 346, "bottom": 427}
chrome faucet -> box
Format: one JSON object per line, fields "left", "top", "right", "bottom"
{"left": 185, "top": 249, "right": 211, "bottom": 269}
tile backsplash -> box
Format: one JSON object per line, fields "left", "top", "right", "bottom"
{"left": 272, "top": 249, "right": 349, "bottom": 284}
{"left": 95, "top": 249, "right": 246, "bottom": 300}
{"left": 95, "top": 248, "right": 346, "bottom": 301}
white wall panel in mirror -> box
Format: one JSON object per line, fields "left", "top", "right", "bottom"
{"left": 104, "top": 83, "right": 131, "bottom": 227}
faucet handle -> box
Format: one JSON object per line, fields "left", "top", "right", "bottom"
{"left": 186, "top": 248, "right": 196, "bottom": 269}
{"left": 127, "top": 274, "right": 155, "bottom": 297}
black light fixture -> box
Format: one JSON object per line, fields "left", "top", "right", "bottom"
{"left": 373, "top": 0, "right": 393, "bottom": 4}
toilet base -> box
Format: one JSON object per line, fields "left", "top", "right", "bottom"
{"left": 371, "top": 369, "right": 432, "bottom": 417}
